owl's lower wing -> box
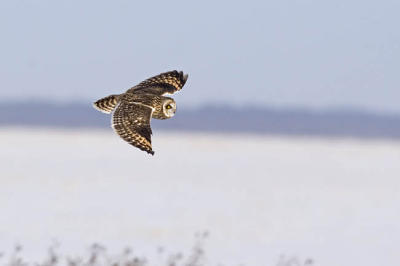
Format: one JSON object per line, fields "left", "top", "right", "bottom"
{"left": 112, "top": 102, "right": 154, "bottom": 155}
{"left": 128, "top": 70, "right": 188, "bottom": 95}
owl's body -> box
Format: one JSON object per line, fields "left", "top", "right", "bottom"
{"left": 93, "top": 70, "right": 188, "bottom": 155}
{"left": 120, "top": 93, "right": 173, "bottom": 120}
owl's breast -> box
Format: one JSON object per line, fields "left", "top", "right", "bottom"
{"left": 152, "top": 102, "right": 168, "bottom": 119}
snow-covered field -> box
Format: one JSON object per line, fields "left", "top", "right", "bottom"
{"left": 0, "top": 128, "right": 399, "bottom": 265}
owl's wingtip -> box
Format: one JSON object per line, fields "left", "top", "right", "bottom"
{"left": 178, "top": 71, "right": 188, "bottom": 86}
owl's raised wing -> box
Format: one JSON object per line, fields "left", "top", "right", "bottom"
{"left": 112, "top": 102, "right": 154, "bottom": 155}
{"left": 128, "top": 70, "right": 188, "bottom": 95}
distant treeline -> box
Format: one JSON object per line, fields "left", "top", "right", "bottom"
{"left": 1, "top": 101, "right": 400, "bottom": 139}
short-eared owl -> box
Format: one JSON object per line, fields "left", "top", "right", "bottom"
{"left": 93, "top": 70, "right": 188, "bottom": 155}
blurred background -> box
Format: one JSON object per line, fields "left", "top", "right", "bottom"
{"left": 0, "top": 0, "right": 399, "bottom": 265}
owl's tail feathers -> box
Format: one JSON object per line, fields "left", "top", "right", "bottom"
{"left": 93, "top": 94, "right": 120, "bottom": 114}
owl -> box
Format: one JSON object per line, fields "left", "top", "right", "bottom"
{"left": 93, "top": 70, "right": 188, "bottom": 155}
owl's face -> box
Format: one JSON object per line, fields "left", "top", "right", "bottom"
{"left": 162, "top": 98, "right": 176, "bottom": 118}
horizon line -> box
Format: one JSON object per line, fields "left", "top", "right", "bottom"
{"left": 0, "top": 99, "right": 399, "bottom": 117}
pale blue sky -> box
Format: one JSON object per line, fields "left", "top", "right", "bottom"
{"left": 1, "top": 0, "right": 399, "bottom": 112}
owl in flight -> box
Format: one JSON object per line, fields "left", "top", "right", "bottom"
{"left": 93, "top": 70, "right": 188, "bottom": 155}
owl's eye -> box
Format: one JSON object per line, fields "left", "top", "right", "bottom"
{"left": 166, "top": 104, "right": 172, "bottom": 109}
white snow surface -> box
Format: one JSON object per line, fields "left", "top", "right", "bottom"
{"left": 0, "top": 128, "right": 399, "bottom": 265}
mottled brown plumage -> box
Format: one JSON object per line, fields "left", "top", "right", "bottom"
{"left": 93, "top": 70, "right": 188, "bottom": 155}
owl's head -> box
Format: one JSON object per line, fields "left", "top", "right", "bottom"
{"left": 162, "top": 98, "right": 177, "bottom": 118}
